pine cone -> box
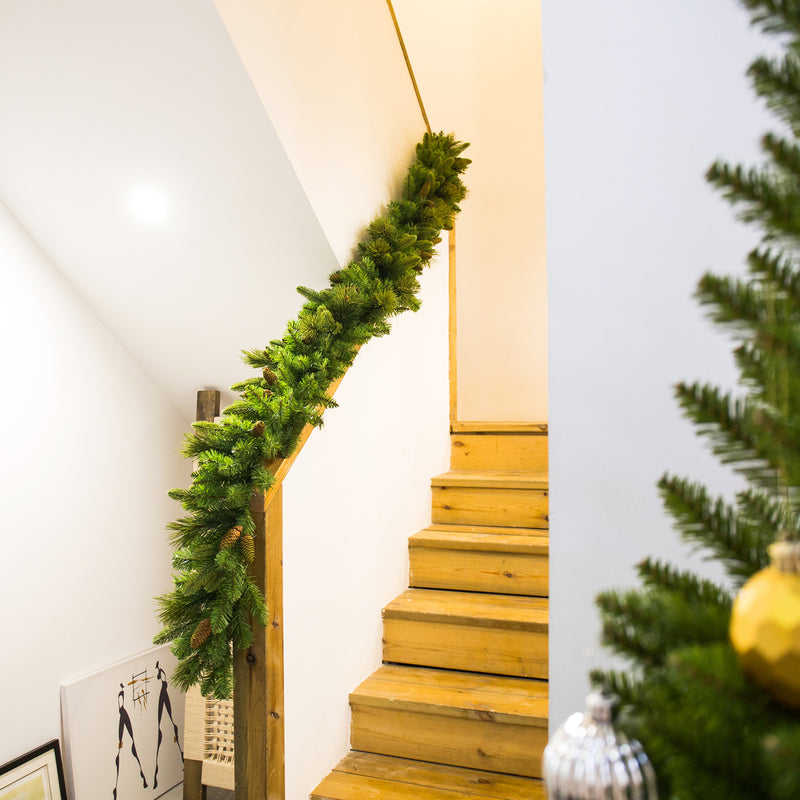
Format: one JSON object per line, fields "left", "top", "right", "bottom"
{"left": 190, "top": 618, "right": 212, "bottom": 649}
{"left": 330, "top": 270, "right": 344, "bottom": 284}
{"left": 219, "top": 525, "right": 242, "bottom": 551}
{"left": 240, "top": 534, "right": 255, "bottom": 564}
{"left": 418, "top": 180, "right": 431, "bottom": 198}
{"left": 262, "top": 366, "right": 277, "bottom": 385}
{"left": 251, "top": 421, "right": 265, "bottom": 437}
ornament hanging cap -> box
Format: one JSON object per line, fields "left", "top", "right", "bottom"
{"left": 769, "top": 538, "right": 800, "bottom": 574}
{"left": 586, "top": 691, "right": 616, "bottom": 723}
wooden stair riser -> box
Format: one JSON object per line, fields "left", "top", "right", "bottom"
{"left": 312, "top": 772, "right": 500, "bottom": 800}
{"left": 450, "top": 434, "right": 548, "bottom": 473}
{"left": 409, "top": 545, "right": 548, "bottom": 596}
{"left": 383, "top": 619, "right": 548, "bottom": 678}
{"left": 311, "top": 772, "right": 544, "bottom": 800}
{"left": 431, "top": 486, "right": 548, "bottom": 528}
{"left": 310, "top": 752, "right": 545, "bottom": 800}
{"left": 350, "top": 705, "right": 546, "bottom": 779}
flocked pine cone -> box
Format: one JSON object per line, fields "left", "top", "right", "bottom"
{"left": 219, "top": 525, "right": 242, "bottom": 551}
{"left": 240, "top": 534, "right": 255, "bottom": 564}
{"left": 190, "top": 618, "right": 212, "bottom": 649}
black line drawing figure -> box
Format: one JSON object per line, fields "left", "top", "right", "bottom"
{"left": 153, "top": 660, "right": 184, "bottom": 790}
{"left": 113, "top": 683, "right": 148, "bottom": 799}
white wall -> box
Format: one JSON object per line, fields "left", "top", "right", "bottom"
{"left": 212, "top": 0, "right": 425, "bottom": 267}
{"left": 0, "top": 201, "right": 189, "bottom": 764}
{"left": 282, "top": 242, "right": 449, "bottom": 799}
{"left": 0, "top": 0, "right": 340, "bottom": 424}
{"left": 544, "top": 0, "right": 773, "bottom": 727}
{"left": 393, "top": 0, "right": 548, "bottom": 422}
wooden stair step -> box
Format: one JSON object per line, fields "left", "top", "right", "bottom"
{"left": 431, "top": 471, "right": 548, "bottom": 490}
{"left": 311, "top": 752, "right": 545, "bottom": 800}
{"left": 382, "top": 589, "right": 548, "bottom": 678}
{"left": 414, "top": 524, "right": 550, "bottom": 551}
{"left": 431, "top": 473, "right": 548, "bottom": 529}
{"left": 384, "top": 588, "right": 548, "bottom": 628}
{"left": 450, "top": 432, "right": 548, "bottom": 473}
{"left": 410, "top": 525, "right": 548, "bottom": 596}
{"left": 349, "top": 665, "right": 548, "bottom": 778}
{"left": 451, "top": 422, "right": 548, "bottom": 434}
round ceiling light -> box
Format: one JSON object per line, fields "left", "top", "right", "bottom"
{"left": 129, "top": 186, "right": 168, "bottom": 223}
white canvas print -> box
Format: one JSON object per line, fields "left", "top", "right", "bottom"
{"left": 60, "top": 644, "right": 185, "bottom": 800}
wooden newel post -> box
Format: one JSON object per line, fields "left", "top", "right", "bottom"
{"left": 183, "top": 391, "right": 222, "bottom": 800}
{"left": 233, "top": 486, "right": 285, "bottom": 800}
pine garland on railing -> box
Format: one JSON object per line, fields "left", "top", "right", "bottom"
{"left": 154, "top": 132, "right": 470, "bottom": 699}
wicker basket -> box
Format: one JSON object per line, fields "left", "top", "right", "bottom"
{"left": 184, "top": 686, "right": 235, "bottom": 790}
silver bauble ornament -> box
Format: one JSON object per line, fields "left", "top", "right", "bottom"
{"left": 542, "top": 692, "right": 658, "bottom": 800}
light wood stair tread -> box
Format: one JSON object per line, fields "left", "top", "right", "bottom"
{"left": 451, "top": 422, "right": 548, "bottom": 434}
{"left": 412, "top": 526, "right": 549, "bottom": 555}
{"left": 431, "top": 471, "right": 548, "bottom": 490}
{"left": 383, "top": 589, "right": 548, "bottom": 631}
{"left": 311, "top": 752, "right": 544, "bottom": 800}
{"left": 351, "top": 665, "right": 548, "bottom": 726}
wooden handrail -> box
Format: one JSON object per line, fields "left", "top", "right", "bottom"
{"left": 260, "top": 350, "right": 358, "bottom": 512}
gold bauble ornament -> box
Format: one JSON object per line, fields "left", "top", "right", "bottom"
{"left": 730, "top": 540, "right": 800, "bottom": 710}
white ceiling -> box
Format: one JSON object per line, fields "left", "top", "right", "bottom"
{"left": 0, "top": 0, "right": 339, "bottom": 422}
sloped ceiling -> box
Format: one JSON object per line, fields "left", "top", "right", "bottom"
{"left": 0, "top": 0, "right": 339, "bottom": 422}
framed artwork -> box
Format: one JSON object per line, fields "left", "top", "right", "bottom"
{"left": 0, "top": 740, "right": 67, "bottom": 800}
{"left": 60, "top": 644, "right": 185, "bottom": 800}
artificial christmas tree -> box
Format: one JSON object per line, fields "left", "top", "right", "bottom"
{"left": 593, "top": 1, "right": 800, "bottom": 797}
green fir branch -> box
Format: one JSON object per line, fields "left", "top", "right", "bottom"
{"left": 658, "top": 474, "right": 777, "bottom": 582}
{"left": 747, "top": 247, "right": 800, "bottom": 311}
{"left": 762, "top": 131, "right": 800, "bottom": 187}
{"left": 674, "top": 381, "right": 800, "bottom": 487}
{"left": 596, "top": 584, "right": 729, "bottom": 669}
{"left": 748, "top": 53, "right": 800, "bottom": 135}
{"left": 636, "top": 557, "right": 732, "bottom": 608}
{"left": 706, "top": 159, "right": 800, "bottom": 240}
{"left": 695, "top": 271, "right": 797, "bottom": 340}
{"left": 739, "top": 0, "right": 800, "bottom": 38}
{"left": 734, "top": 341, "right": 800, "bottom": 410}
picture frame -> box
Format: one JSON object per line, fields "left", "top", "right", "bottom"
{"left": 60, "top": 644, "right": 185, "bottom": 800}
{"left": 0, "top": 740, "right": 67, "bottom": 800}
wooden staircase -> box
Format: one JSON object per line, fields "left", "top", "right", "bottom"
{"left": 311, "top": 427, "right": 548, "bottom": 800}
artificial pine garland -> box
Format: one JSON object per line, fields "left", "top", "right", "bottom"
{"left": 154, "top": 132, "right": 470, "bottom": 699}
